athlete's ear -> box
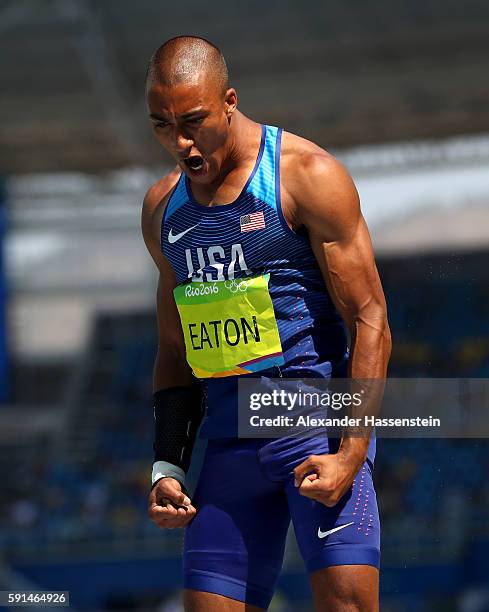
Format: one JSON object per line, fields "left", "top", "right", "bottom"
{"left": 224, "top": 88, "right": 237, "bottom": 121}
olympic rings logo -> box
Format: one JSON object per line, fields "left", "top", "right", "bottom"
{"left": 224, "top": 279, "right": 250, "bottom": 293}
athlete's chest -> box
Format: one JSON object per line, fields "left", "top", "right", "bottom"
{"left": 162, "top": 197, "right": 287, "bottom": 283}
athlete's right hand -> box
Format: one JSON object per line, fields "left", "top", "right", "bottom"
{"left": 148, "top": 477, "right": 197, "bottom": 529}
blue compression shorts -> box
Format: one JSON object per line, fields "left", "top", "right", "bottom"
{"left": 183, "top": 437, "right": 380, "bottom": 609}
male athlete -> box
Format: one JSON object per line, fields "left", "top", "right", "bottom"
{"left": 142, "top": 36, "right": 391, "bottom": 611}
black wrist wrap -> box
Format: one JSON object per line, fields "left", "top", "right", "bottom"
{"left": 153, "top": 384, "right": 205, "bottom": 474}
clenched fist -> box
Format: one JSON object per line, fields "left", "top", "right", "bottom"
{"left": 293, "top": 453, "right": 362, "bottom": 507}
{"left": 148, "top": 477, "right": 197, "bottom": 529}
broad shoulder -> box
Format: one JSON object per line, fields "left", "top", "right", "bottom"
{"left": 280, "top": 130, "right": 360, "bottom": 239}
{"left": 141, "top": 167, "right": 181, "bottom": 262}
{"left": 281, "top": 131, "right": 355, "bottom": 198}
{"left": 142, "top": 169, "right": 180, "bottom": 238}
{"left": 142, "top": 168, "right": 181, "bottom": 226}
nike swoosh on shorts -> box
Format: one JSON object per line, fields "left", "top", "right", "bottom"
{"left": 317, "top": 521, "right": 354, "bottom": 539}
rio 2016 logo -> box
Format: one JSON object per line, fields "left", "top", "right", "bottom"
{"left": 184, "top": 283, "right": 219, "bottom": 298}
{"left": 183, "top": 278, "right": 251, "bottom": 298}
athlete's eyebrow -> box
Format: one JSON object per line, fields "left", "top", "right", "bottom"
{"left": 180, "top": 108, "right": 208, "bottom": 120}
{"left": 149, "top": 113, "right": 169, "bottom": 121}
{"left": 149, "top": 109, "right": 207, "bottom": 122}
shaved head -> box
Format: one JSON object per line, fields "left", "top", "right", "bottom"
{"left": 146, "top": 36, "right": 229, "bottom": 95}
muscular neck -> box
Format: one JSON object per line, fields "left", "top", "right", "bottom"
{"left": 223, "top": 112, "right": 256, "bottom": 170}
{"left": 192, "top": 112, "right": 262, "bottom": 203}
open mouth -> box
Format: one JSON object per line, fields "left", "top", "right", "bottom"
{"left": 184, "top": 155, "right": 204, "bottom": 171}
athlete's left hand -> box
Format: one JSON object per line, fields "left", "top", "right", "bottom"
{"left": 293, "top": 453, "right": 362, "bottom": 507}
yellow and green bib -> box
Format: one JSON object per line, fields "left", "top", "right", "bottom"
{"left": 174, "top": 274, "right": 284, "bottom": 378}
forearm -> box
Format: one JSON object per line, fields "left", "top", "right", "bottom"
{"left": 340, "top": 316, "right": 392, "bottom": 465}
{"left": 348, "top": 316, "right": 392, "bottom": 380}
{"left": 151, "top": 347, "right": 201, "bottom": 487}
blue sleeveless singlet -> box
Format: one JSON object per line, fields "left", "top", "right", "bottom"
{"left": 161, "top": 124, "right": 351, "bottom": 438}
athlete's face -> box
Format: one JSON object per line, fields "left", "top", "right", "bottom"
{"left": 146, "top": 76, "right": 237, "bottom": 184}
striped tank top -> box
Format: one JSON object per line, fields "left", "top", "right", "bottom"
{"left": 161, "top": 124, "right": 349, "bottom": 436}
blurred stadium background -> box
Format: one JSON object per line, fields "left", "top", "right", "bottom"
{"left": 1, "top": 0, "right": 489, "bottom": 610}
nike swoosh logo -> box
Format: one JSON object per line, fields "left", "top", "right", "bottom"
{"left": 317, "top": 521, "right": 354, "bottom": 539}
{"left": 168, "top": 224, "right": 200, "bottom": 244}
